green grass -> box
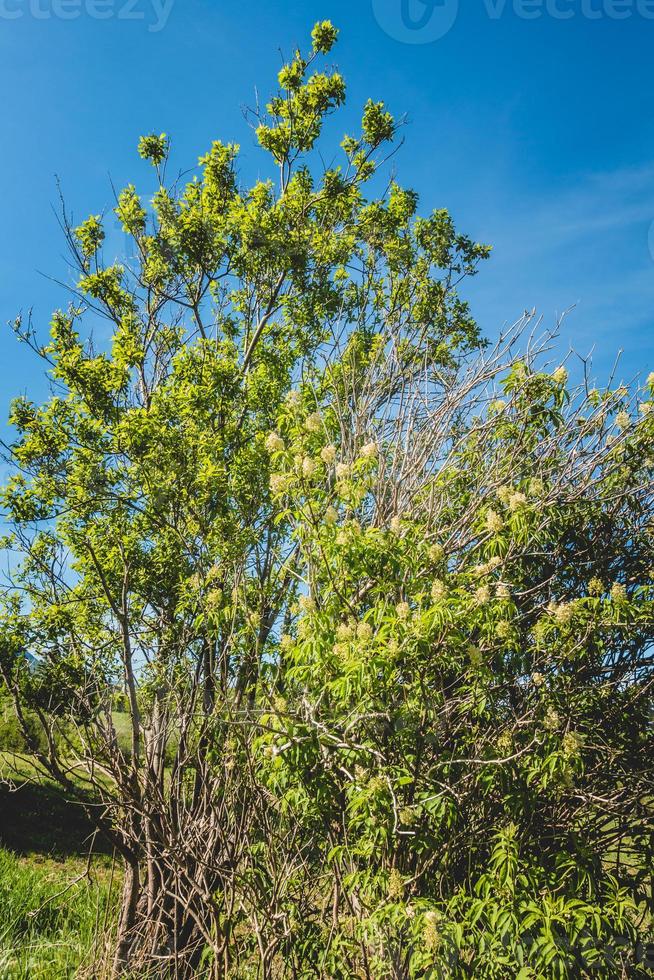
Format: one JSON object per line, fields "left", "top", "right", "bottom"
{"left": 0, "top": 850, "right": 117, "bottom": 979}
{"left": 0, "top": 753, "right": 119, "bottom": 978}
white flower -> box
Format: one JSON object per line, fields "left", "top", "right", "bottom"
{"left": 301, "top": 456, "right": 318, "bottom": 479}
{"left": 285, "top": 389, "right": 302, "bottom": 409}
{"left": 389, "top": 516, "right": 403, "bottom": 536}
{"left": 486, "top": 510, "right": 503, "bottom": 534}
{"left": 431, "top": 579, "right": 446, "bottom": 602}
{"left": 508, "top": 492, "right": 527, "bottom": 512}
{"left": 265, "top": 432, "right": 285, "bottom": 454}
{"left": 336, "top": 622, "right": 353, "bottom": 642}
{"left": 356, "top": 621, "right": 373, "bottom": 641}
{"left": 553, "top": 366, "right": 568, "bottom": 385}
{"left": 396, "top": 601, "right": 410, "bottom": 620}
{"left": 531, "top": 672, "right": 545, "bottom": 687}
{"left": 428, "top": 543, "right": 444, "bottom": 563}
{"left": 335, "top": 462, "right": 350, "bottom": 480}
{"left": 496, "top": 583, "right": 511, "bottom": 600}
{"left": 611, "top": 582, "right": 627, "bottom": 602}
{"left": 304, "top": 412, "right": 323, "bottom": 433}
{"left": 474, "top": 585, "right": 491, "bottom": 606}
{"left": 562, "top": 731, "right": 583, "bottom": 756}
{"left": 616, "top": 410, "right": 631, "bottom": 431}
{"left": 544, "top": 707, "right": 561, "bottom": 731}
{"left": 553, "top": 602, "right": 574, "bottom": 626}
{"left": 639, "top": 402, "right": 652, "bottom": 416}
{"left": 279, "top": 633, "right": 294, "bottom": 652}
{"left": 324, "top": 506, "right": 338, "bottom": 525}
{"left": 648, "top": 372, "right": 654, "bottom": 388}
{"left": 490, "top": 399, "right": 507, "bottom": 414}
{"left": 321, "top": 444, "right": 337, "bottom": 465}
{"left": 269, "top": 474, "right": 288, "bottom": 495}
{"left": 206, "top": 588, "right": 223, "bottom": 610}
{"left": 360, "top": 441, "right": 379, "bottom": 460}
{"left": 298, "top": 595, "right": 316, "bottom": 614}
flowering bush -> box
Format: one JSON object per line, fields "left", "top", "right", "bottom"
{"left": 0, "top": 22, "right": 652, "bottom": 980}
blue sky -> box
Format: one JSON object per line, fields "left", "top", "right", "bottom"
{"left": 1, "top": 0, "right": 653, "bottom": 415}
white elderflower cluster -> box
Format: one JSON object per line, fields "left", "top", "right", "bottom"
{"left": 431, "top": 579, "right": 447, "bottom": 602}
{"left": 611, "top": 582, "right": 627, "bottom": 602}
{"left": 265, "top": 432, "right": 285, "bottom": 454}
{"left": 301, "top": 457, "right": 318, "bottom": 479}
{"left": 298, "top": 595, "right": 316, "bottom": 614}
{"left": 304, "top": 412, "right": 322, "bottom": 433}
{"left": 335, "top": 462, "right": 351, "bottom": 480}
{"left": 428, "top": 543, "right": 444, "bottom": 563}
{"left": 324, "top": 505, "right": 338, "bottom": 525}
{"left": 389, "top": 515, "right": 403, "bottom": 536}
{"left": 496, "top": 583, "right": 511, "bottom": 600}
{"left": 206, "top": 588, "right": 223, "bottom": 610}
{"left": 562, "top": 731, "right": 584, "bottom": 757}
{"left": 486, "top": 510, "right": 503, "bottom": 534}
{"left": 336, "top": 622, "right": 353, "bottom": 643}
{"left": 356, "top": 621, "right": 373, "bottom": 641}
{"left": 531, "top": 672, "right": 545, "bottom": 687}
{"left": 285, "top": 389, "right": 302, "bottom": 409}
{"left": 615, "top": 410, "right": 631, "bottom": 431}
{"left": 360, "top": 441, "right": 379, "bottom": 460}
{"left": 550, "top": 601, "right": 574, "bottom": 626}
{"left": 474, "top": 585, "right": 491, "bottom": 606}
{"left": 508, "top": 491, "right": 527, "bottom": 512}
{"left": 321, "top": 444, "right": 337, "bottom": 465}
{"left": 497, "top": 486, "right": 512, "bottom": 506}
{"left": 544, "top": 707, "right": 561, "bottom": 731}
{"left": 269, "top": 473, "right": 288, "bottom": 495}
{"left": 552, "top": 366, "right": 568, "bottom": 386}
{"left": 396, "top": 601, "right": 410, "bottom": 620}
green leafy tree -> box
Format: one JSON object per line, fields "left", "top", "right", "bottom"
{"left": 1, "top": 22, "right": 652, "bottom": 979}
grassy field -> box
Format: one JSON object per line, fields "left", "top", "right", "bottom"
{"left": 0, "top": 752, "right": 119, "bottom": 979}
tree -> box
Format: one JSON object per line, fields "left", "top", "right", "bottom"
{"left": 0, "top": 21, "right": 652, "bottom": 979}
